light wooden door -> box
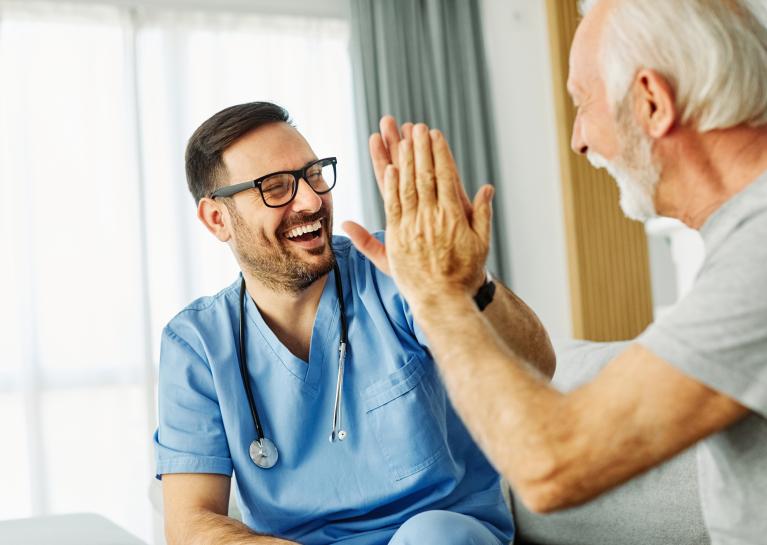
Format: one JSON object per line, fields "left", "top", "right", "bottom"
{"left": 546, "top": 0, "right": 654, "bottom": 341}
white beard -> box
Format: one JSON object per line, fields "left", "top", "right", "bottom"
{"left": 587, "top": 151, "right": 659, "bottom": 221}
{"left": 586, "top": 101, "right": 661, "bottom": 222}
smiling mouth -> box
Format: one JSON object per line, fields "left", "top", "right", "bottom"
{"left": 283, "top": 219, "right": 324, "bottom": 243}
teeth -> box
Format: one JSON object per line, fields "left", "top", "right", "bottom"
{"left": 285, "top": 220, "right": 322, "bottom": 239}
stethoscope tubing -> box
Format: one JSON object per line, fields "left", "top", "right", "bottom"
{"left": 237, "top": 261, "right": 348, "bottom": 468}
{"left": 238, "top": 276, "right": 267, "bottom": 441}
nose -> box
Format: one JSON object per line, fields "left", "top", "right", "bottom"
{"left": 291, "top": 177, "right": 323, "bottom": 213}
{"left": 571, "top": 115, "right": 589, "bottom": 155}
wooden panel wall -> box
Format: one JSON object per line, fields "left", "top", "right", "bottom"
{"left": 545, "top": 0, "right": 654, "bottom": 341}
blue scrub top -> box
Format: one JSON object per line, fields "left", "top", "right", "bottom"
{"left": 154, "top": 235, "right": 514, "bottom": 545}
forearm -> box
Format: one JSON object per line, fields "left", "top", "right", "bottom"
{"left": 483, "top": 280, "right": 556, "bottom": 378}
{"left": 411, "top": 293, "right": 745, "bottom": 513}
{"left": 411, "top": 293, "right": 579, "bottom": 509}
{"left": 168, "top": 509, "right": 298, "bottom": 545}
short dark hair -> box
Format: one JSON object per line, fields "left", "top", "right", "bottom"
{"left": 185, "top": 101, "right": 292, "bottom": 204}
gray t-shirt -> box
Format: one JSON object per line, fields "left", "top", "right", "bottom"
{"left": 639, "top": 170, "right": 767, "bottom": 545}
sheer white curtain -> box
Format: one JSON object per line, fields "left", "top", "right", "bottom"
{"left": 0, "top": 1, "right": 360, "bottom": 542}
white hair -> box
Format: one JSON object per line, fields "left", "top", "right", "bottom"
{"left": 579, "top": 0, "right": 767, "bottom": 131}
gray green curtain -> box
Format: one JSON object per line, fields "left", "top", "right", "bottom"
{"left": 349, "top": 0, "right": 507, "bottom": 280}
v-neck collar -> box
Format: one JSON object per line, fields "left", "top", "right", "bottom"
{"left": 243, "top": 268, "right": 341, "bottom": 391}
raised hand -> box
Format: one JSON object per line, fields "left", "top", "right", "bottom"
{"left": 343, "top": 116, "right": 411, "bottom": 275}
{"left": 381, "top": 123, "right": 493, "bottom": 308}
{"left": 369, "top": 116, "right": 413, "bottom": 193}
{"left": 344, "top": 117, "right": 480, "bottom": 279}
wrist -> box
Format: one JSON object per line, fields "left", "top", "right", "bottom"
{"left": 405, "top": 270, "right": 492, "bottom": 317}
{"left": 409, "top": 288, "right": 477, "bottom": 323}
{"left": 470, "top": 268, "right": 488, "bottom": 294}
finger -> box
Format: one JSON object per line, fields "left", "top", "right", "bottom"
{"left": 342, "top": 221, "right": 391, "bottom": 276}
{"left": 429, "top": 129, "right": 464, "bottom": 219}
{"left": 369, "top": 132, "right": 390, "bottom": 196}
{"left": 472, "top": 185, "right": 495, "bottom": 250}
{"left": 380, "top": 115, "right": 402, "bottom": 168}
{"left": 400, "top": 122, "right": 414, "bottom": 141}
{"left": 383, "top": 164, "right": 402, "bottom": 224}
{"left": 429, "top": 129, "right": 472, "bottom": 217}
{"left": 458, "top": 182, "right": 473, "bottom": 218}
{"left": 398, "top": 138, "right": 418, "bottom": 218}
{"left": 412, "top": 124, "right": 437, "bottom": 207}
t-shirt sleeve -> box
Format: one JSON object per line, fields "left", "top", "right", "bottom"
{"left": 154, "top": 324, "right": 233, "bottom": 478}
{"left": 638, "top": 216, "right": 767, "bottom": 418}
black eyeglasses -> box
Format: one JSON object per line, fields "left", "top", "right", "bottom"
{"left": 210, "top": 157, "right": 337, "bottom": 208}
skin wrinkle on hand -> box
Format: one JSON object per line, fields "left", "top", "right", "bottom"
{"left": 388, "top": 128, "right": 491, "bottom": 306}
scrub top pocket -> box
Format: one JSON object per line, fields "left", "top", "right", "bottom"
{"left": 364, "top": 354, "right": 448, "bottom": 481}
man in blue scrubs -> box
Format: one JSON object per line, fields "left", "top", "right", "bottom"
{"left": 154, "top": 102, "right": 555, "bottom": 545}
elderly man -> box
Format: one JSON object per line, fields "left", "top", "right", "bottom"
{"left": 343, "top": 0, "right": 767, "bottom": 543}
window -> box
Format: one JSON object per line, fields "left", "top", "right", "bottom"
{"left": 0, "top": 1, "right": 360, "bottom": 541}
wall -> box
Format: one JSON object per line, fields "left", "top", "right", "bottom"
{"left": 480, "top": 0, "right": 572, "bottom": 338}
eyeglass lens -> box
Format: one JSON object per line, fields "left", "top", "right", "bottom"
{"left": 261, "top": 160, "right": 335, "bottom": 206}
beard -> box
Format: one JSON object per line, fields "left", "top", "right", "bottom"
{"left": 587, "top": 95, "right": 661, "bottom": 222}
{"left": 228, "top": 203, "right": 336, "bottom": 294}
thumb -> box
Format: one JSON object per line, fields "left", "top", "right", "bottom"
{"left": 471, "top": 185, "right": 494, "bottom": 249}
{"left": 341, "top": 221, "right": 391, "bottom": 276}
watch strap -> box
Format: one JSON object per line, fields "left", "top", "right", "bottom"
{"left": 473, "top": 271, "right": 496, "bottom": 311}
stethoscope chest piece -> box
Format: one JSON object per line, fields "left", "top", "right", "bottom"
{"left": 250, "top": 437, "right": 279, "bottom": 469}
{"left": 329, "top": 429, "right": 347, "bottom": 443}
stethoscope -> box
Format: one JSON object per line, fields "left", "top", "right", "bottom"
{"left": 237, "top": 262, "right": 349, "bottom": 469}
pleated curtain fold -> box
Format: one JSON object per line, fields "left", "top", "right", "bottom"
{"left": 349, "top": 0, "right": 508, "bottom": 279}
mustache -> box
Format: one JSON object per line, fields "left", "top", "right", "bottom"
{"left": 587, "top": 151, "right": 610, "bottom": 170}
{"left": 279, "top": 208, "right": 329, "bottom": 232}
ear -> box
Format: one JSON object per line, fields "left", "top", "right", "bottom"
{"left": 632, "top": 68, "right": 676, "bottom": 138}
{"left": 198, "top": 197, "right": 232, "bottom": 242}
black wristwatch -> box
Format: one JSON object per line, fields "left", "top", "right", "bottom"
{"left": 473, "top": 271, "right": 496, "bottom": 311}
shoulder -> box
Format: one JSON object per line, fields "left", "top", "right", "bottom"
{"left": 702, "top": 179, "right": 767, "bottom": 263}
{"left": 332, "top": 231, "right": 396, "bottom": 292}
{"left": 331, "top": 233, "right": 353, "bottom": 257}
{"left": 163, "top": 278, "right": 240, "bottom": 353}
{"left": 168, "top": 277, "right": 240, "bottom": 325}
{"left": 721, "top": 207, "right": 767, "bottom": 253}
{"left": 331, "top": 230, "right": 385, "bottom": 263}
{"left": 638, "top": 209, "right": 767, "bottom": 405}
{"left": 700, "top": 208, "right": 767, "bottom": 282}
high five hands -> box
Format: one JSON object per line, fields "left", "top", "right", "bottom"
{"left": 342, "top": 116, "right": 495, "bottom": 309}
